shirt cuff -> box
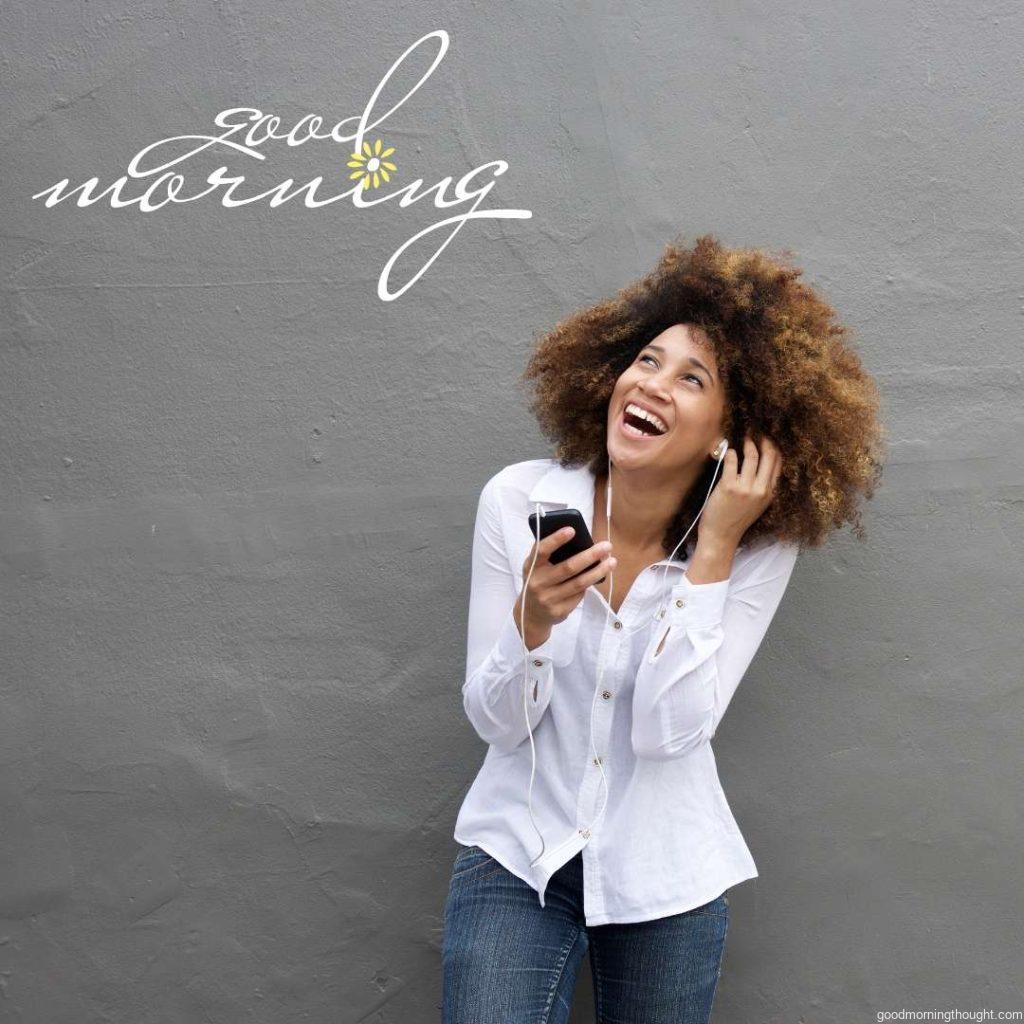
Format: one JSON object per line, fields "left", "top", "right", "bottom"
{"left": 668, "top": 574, "right": 730, "bottom": 630}
{"left": 492, "top": 601, "right": 557, "bottom": 673}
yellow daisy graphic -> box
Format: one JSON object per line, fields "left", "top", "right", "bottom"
{"left": 347, "top": 138, "right": 397, "bottom": 189}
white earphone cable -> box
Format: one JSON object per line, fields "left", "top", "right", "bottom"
{"left": 520, "top": 439, "right": 730, "bottom": 868}
{"left": 522, "top": 504, "right": 548, "bottom": 864}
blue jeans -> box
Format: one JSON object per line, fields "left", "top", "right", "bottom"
{"left": 441, "top": 845, "right": 730, "bottom": 1024}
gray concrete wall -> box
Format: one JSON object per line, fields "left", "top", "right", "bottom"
{"left": 2, "top": 2, "right": 1021, "bottom": 1021}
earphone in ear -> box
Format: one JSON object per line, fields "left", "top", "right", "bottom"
{"left": 714, "top": 439, "right": 728, "bottom": 461}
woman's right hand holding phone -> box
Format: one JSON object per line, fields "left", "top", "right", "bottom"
{"left": 513, "top": 528, "right": 616, "bottom": 651}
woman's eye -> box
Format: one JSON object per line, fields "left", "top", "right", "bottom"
{"left": 638, "top": 354, "right": 702, "bottom": 387}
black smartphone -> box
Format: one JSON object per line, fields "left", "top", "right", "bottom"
{"left": 526, "top": 508, "right": 606, "bottom": 584}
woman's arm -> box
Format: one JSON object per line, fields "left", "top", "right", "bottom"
{"left": 462, "top": 474, "right": 557, "bottom": 752}
{"left": 630, "top": 538, "right": 800, "bottom": 761}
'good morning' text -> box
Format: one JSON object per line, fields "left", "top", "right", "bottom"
{"left": 31, "top": 30, "right": 532, "bottom": 301}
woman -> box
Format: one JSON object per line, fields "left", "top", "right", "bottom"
{"left": 442, "top": 235, "right": 885, "bottom": 1023}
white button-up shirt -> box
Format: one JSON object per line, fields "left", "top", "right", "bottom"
{"left": 453, "top": 457, "right": 800, "bottom": 926}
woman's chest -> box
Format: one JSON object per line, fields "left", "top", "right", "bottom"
{"left": 592, "top": 552, "right": 663, "bottom": 615}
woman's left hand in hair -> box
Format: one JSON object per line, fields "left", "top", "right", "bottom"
{"left": 699, "top": 433, "right": 783, "bottom": 545}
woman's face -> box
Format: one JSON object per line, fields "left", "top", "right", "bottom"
{"left": 605, "top": 323, "right": 727, "bottom": 475}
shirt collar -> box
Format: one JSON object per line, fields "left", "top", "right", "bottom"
{"left": 526, "top": 459, "right": 689, "bottom": 572}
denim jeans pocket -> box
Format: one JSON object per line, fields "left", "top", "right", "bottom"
{"left": 450, "top": 845, "right": 499, "bottom": 882}
{"left": 688, "top": 892, "right": 730, "bottom": 919}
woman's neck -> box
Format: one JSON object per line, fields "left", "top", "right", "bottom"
{"left": 594, "top": 464, "right": 697, "bottom": 555}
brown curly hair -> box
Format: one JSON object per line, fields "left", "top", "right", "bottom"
{"left": 521, "top": 233, "right": 887, "bottom": 558}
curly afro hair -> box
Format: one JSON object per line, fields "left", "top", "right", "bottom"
{"left": 521, "top": 233, "right": 887, "bottom": 558}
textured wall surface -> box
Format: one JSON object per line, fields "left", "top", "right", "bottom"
{"left": 2, "top": 1, "right": 1022, "bottom": 1021}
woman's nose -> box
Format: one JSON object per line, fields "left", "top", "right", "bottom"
{"left": 640, "top": 375, "right": 670, "bottom": 400}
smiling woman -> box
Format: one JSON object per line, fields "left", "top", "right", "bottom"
{"left": 442, "top": 232, "right": 886, "bottom": 1024}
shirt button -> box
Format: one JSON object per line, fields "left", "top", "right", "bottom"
{"left": 532, "top": 659, "right": 543, "bottom": 666}
{"left": 613, "top": 620, "right": 622, "bottom": 630}
{"left": 601, "top": 690, "right": 612, "bottom": 700}
{"left": 579, "top": 828, "right": 591, "bottom": 838}
{"left": 675, "top": 598, "right": 686, "bottom": 608}
{"left": 592, "top": 756, "right": 602, "bottom": 766}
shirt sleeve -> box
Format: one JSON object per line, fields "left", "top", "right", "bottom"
{"left": 630, "top": 538, "right": 800, "bottom": 761}
{"left": 461, "top": 474, "right": 557, "bottom": 753}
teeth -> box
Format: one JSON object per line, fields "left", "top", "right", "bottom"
{"left": 625, "top": 402, "right": 668, "bottom": 435}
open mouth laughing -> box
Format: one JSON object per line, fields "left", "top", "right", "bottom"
{"left": 619, "top": 400, "right": 670, "bottom": 440}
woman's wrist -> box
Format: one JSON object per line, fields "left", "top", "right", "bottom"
{"left": 513, "top": 602, "right": 552, "bottom": 651}
{"left": 686, "top": 531, "right": 740, "bottom": 584}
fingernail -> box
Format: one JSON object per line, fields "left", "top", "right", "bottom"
{"left": 563, "top": 527, "right": 575, "bottom": 536}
